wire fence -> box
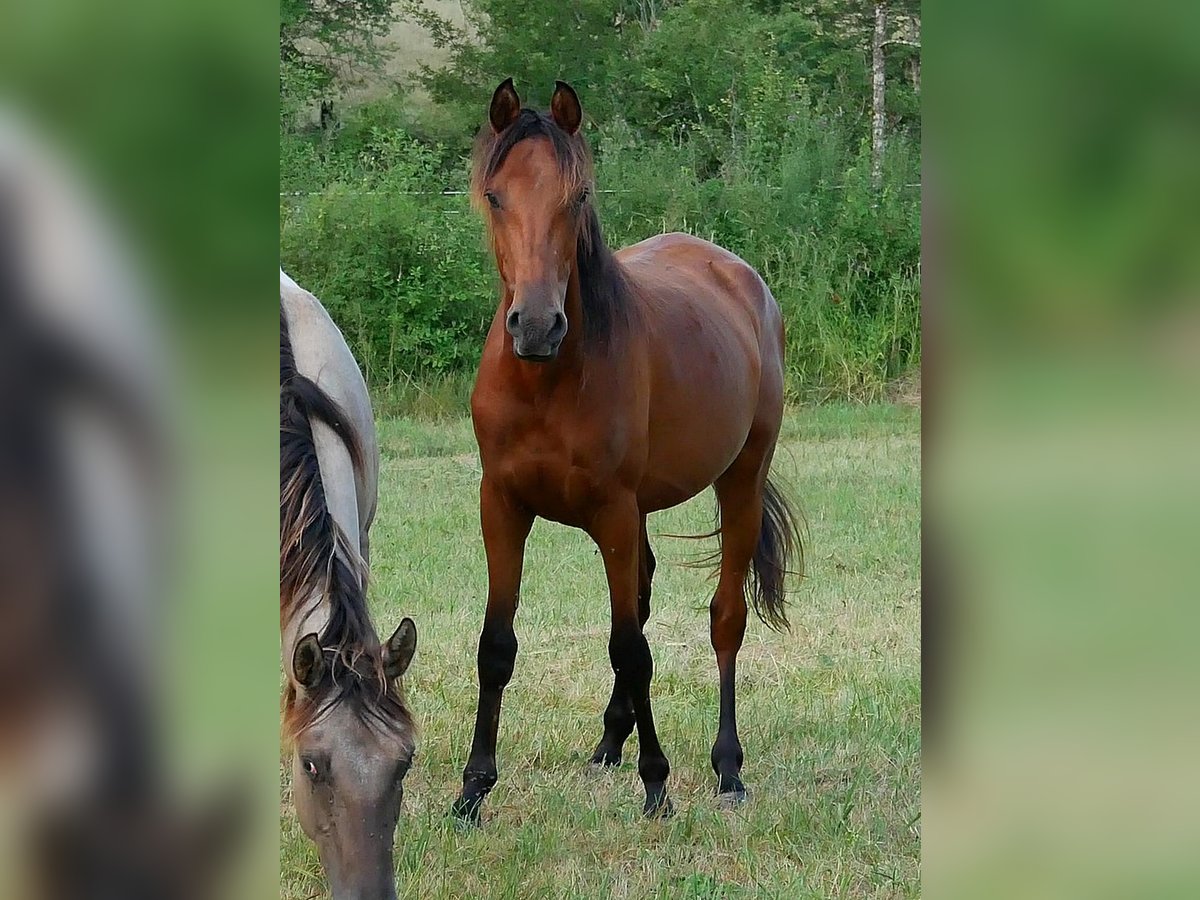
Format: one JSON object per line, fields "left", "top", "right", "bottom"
{"left": 281, "top": 183, "right": 920, "bottom": 199}
{"left": 279, "top": 189, "right": 630, "bottom": 197}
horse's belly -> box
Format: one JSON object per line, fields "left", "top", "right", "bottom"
{"left": 639, "top": 435, "right": 748, "bottom": 511}
{"left": 636, "top": 277, "right": 766, "bottom": 508}
{"left": 640, "top": 390, "right": 755, "bottom": 511}
{"left": 637, "top": 473, "right": 711, "bottom": 513}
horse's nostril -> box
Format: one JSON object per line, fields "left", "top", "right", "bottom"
{"left": 506, "top": 308, "right": 521, "bottom": 334}
{"left": 549, "top": 311, "right": 567, "bottom": 343}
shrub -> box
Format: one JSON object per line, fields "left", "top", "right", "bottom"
{"left": 280, "top": 0, "right": 920, "bottom": 404}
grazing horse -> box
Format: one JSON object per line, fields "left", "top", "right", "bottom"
{"left": 280, "top": 271, "right": 418, "bottom": 900}
{"left": 452, "top": 80, "right": 803, "bottom": 823}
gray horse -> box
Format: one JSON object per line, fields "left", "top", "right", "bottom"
{"left": 281, "top": 271, "right": 417, "bottom": 900}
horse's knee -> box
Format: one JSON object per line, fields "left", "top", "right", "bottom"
{"left": 477, "top": 623, "right": 517, "bottom": 689}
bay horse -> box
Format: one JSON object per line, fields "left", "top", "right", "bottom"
{"left": 452, "top": 80, "right": 803, "bottom": 823}
{"left": 280, "top": 270, "right": 418, "bottom": 900}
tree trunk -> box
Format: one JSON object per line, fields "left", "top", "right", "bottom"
{"left": 871, "top": 1, "right": 887, "bottom": 191}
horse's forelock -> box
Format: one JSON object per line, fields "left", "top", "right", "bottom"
{"left": 471, "top": 108, "right": 593, "bottom": 210}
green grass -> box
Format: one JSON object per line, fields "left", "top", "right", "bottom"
{"left": 281, "top": 402, "right": 921, "bottom": 899}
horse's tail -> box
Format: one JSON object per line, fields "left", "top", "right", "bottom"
{"left": 747, "top": 476, "right": 805, "bottom": 632}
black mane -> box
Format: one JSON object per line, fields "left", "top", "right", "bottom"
{"left": 279, "top": 307, "right": 411, "bottom": 739}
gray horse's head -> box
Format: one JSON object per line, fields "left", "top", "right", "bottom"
{"left": 287, "top": 619, "right": 417, "bottom": 900}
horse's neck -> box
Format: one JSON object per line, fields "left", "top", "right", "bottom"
{"left": 282, "top": 278, "right": 380, "bottom": 534}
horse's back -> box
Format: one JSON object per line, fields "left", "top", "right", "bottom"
{"left": 620, "top": 231, "right": 778, "bottom": 318}
{"left": 280, "top": 270, "right": 379, "bottom": 546}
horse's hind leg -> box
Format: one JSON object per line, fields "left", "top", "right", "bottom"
{"left": 590, "top": 499, "right": 672, "bottom": 817}
{"left": 710, "top": 440, "right": 773, "bottom": 803}
{"left": 590, "top": 515, "right": 654, "bottom": 766}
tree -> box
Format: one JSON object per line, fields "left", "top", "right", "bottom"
{"left": 400, "top": 0, "right": 632, "bottom": 127}
{"left": 871, "top": 1, "right": 887, "bottom": 189}
{"left": 279, "top": 0, "right": 394, "bottom": 95}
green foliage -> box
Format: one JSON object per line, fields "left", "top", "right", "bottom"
{"left": 280, "top": 133, "right": 494, "bottom": 383}
{"left": 280, "top": 0, "right": 395, "bottom": 112}
{"left": 592, "top": 104, "right": 919, "bottom": 401}
{"left": 281, "top": 0, "right": 921, "bottom": 402}
{"left": 406, "top": 0, "right": 629, "bottom": 125}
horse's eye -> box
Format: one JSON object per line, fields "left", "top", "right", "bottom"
{"left": 575, "top": 189, "right": 590, "bottom": 208}
{"left": 302, "top": 758, "right": 320, "bottom": 781}
{"left": 484, "top": 191, "right": 501, "bottom": 210}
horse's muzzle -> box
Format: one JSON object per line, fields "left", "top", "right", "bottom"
{"left": 506, "top": 305, "right": 567, "bottom": 361}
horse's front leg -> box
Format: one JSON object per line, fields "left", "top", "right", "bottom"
{"left": 589, "top": 497, "right": 672, "bottom": 817}
{"left": 451, "top": 478, "right": 533, "bottom": 825}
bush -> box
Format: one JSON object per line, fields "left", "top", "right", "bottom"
{"left": 281, "top": 0, "right": 920, "bottom": 403}
{"left": 281, "top": 149, "right": 494, "bottom": 385}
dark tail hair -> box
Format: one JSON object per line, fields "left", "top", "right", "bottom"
{"left": 748, "top": 477, "right": 805, "bottom": 631}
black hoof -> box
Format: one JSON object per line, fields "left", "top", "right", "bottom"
{"left": 450, "top": 794, "right": 483, "bottom": 826}
{"left": 589, "top": 746, "right": 622, "bottom": 767}
{"left": 716, "top": 775, "right": 747, "bottom": 808}
{"left": 643, "top": 786, "right": 674, "bottom": 819}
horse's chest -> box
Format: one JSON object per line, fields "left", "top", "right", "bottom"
{"left": 478, "top": 412, "right": 626, "bottom": 527}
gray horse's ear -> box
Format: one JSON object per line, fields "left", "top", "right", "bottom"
{"left": 550, "top": 80, "right": 582, "bottom": 135}
{"left": 292, "top": 634, "right": 325, "bottom": 689}
{"left": 383, "top": 617, "right": 417, "bottom": 680}
{"left": 489, "top": 77, "right": 521, "bottom": 133}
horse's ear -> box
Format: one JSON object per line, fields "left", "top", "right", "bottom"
{"left": 383, "top": 617, "right": 417, "bottom": 680}
{"left": 292, "top": 634, "right": 325, "bottom": 690}
{"left": 489, "top": 77, "right": 521, "bottom": 133}
{"left": 550, "top": 80, "right": 582, "bottom": 135}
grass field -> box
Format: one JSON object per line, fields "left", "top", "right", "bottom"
{"left": 281, "top": 402, "right": 921, "bottom": 899}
